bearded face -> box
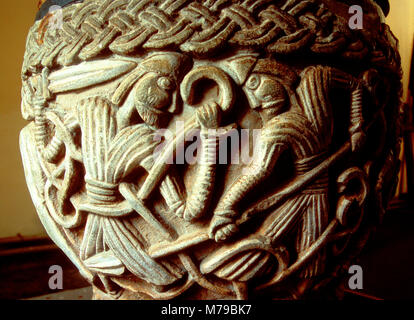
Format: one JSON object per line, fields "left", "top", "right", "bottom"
{"left": 130, "top": 52, "right": 191, "bottom": 129}
{"left": 134, "top": 72, "right": 178, "bottom": 128}
{"left": 243, "top": 73, "right": 287, "bottom": 123}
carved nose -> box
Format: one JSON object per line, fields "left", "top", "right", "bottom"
{"left": 167, "top": 91, "right": 178, "bottom": 113}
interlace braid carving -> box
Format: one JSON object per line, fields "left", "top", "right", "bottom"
{"left": 22, "top": 0, "right": 399, "bottom": 77}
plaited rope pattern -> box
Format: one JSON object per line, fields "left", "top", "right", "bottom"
{"left": 23, "top": 0, "right": 400, "bottom": 77}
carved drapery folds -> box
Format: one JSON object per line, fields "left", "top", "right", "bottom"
{"left": 20, "top": 0, "right": 402, "bottom": 299}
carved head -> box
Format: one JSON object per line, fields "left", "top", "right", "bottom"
{"left": 243, "top": 59, "right": 298, "bottom": 123}
{"left": 244, "top": 73, "right": 287, "bottom": 119}
{"left": 135, "top": 53, "right": 191, "bottom": 128}
{"left": 114, "top": 52, "right": 192, "bottom": 129}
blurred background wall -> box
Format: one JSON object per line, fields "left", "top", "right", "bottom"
{"left": 0, "top": 1, "right": 46, "bottom": 239}
{"left": 0, "top": 1, "right": 412, "bottom": 240}
{"left": 386, "top": 0, "right": 414, "bottom": 196}
{"left": 386, "top": 0, "right": 414, "bottom": 102}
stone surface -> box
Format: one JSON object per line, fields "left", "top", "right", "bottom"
{"left": 20, "top": 0, "right": 402, "bottom": 299}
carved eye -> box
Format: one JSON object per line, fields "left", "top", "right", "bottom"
{"left": 157, "top": 77, "right": 174, "bottom": 90}
{"left": 246, "top": 74, "right": 260, "bottom": 90}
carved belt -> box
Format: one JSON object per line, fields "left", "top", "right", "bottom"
{"left": 295, "top": 153, "right": 329, "bottom": 194}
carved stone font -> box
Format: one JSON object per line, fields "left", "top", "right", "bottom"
{"left": 20, "top": 0, "right": 402, "bottom": 299}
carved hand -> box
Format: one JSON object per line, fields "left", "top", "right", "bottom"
{"left": 209, "top": 210, "right": 238, "bottom": 242}
{"left": 170, "top": 200, "right": 186, "bottom": 219}
{"left": 350, "top": 131, "right": 366, "bottom": 152}
{"left": 196, "top": 102, "right": 221, "bottom": 130}
{"left": 361, "top": 69, "right": 380, "bottom": 91}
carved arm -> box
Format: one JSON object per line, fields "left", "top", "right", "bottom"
{"left": 326, "top": 66, "right": 366, "bottom": 151}
{"left": 160, "top": 103, "right": 223, "bottom": 221}
{"left": 209, "top": 141, "right": 285, "bottom": 242}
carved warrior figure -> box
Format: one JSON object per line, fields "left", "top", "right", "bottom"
{"left": 205, "top": 58, "right": 367, "bottom": 286}
{"left": 76, "top": 53, "right": 193, "bottom": 292}
{"left": 21, "top": 0, "right": 402, "bottom": 299}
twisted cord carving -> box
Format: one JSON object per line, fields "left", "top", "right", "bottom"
{"left": 22, "top": 0, "right": 399, "bottom": 76}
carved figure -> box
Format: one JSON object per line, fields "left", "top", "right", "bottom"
{"left": 204, "top": 58, "right": 369, "bottom": 296}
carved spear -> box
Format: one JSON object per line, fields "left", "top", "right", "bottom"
{"left": 148, "top": 107, "right": 383, "bottom": 259}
